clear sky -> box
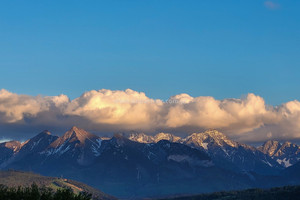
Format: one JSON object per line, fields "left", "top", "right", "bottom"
{"left": 0, "top": 0, "right": 299, "bottom": 105}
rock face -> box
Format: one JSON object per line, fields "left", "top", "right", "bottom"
{"left": 129, "top": 132, "right": 181, "bottom": 143}
{"left": 0, "top": 141, "right": 21, "bottom": 167}
{"left": 0, "top": 127, "right": 298, "bottom": 198}
{"left": 258, "top": 140, "right": 281, "bottom": 156}
{"left": 258, "top": 140, "right": 300, "bottom": 167}
{"left": 42, "top": 126, "right": 102, "bottom": 165}
{"left": 130, "top": 129, "right": 283, "bottom": 174}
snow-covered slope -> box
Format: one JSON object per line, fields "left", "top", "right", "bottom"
{"left": 41, "top": 126, "right": 102, "bottom": 165}
{"left": 129, "top": 129, "right": 283, "bottom": 174}
{"left": 18, "top": 130, "right": 58, "bottom": 155}
{"left": 182, "top": 130, "right": 282, "bottom": 174}
{"left": 129, "top": 132, "right": 181, "bottom": 143}
{"left": 258, "top": 140, "right": 300, "bottom": 167}
{"left": 128, "top": 133, "right": 155, "bottom": 143}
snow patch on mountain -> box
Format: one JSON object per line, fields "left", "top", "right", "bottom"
{"left": 202, "top": 143, "right": 208, "bottom": 150}
{"left": 41, "top": 139, "right": 71, "bottom": 156}
{"left": 277, "top": 158, "right": 292, "bottom": 167}
{"left": 30, "top": 138, "right": 42, "bottom": 151}
{"left": 91, "top": 138, "right": 102, "bottom": 156}
{"left": 129, "top": 132, "right": 181, "bottom": 143}
{"left": 259, "top": 140, "right": 300, "bottom": 167}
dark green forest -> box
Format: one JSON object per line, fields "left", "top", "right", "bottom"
{"left": 161, "top": 185, "right": 300, "bottom": 200}
{"left": 0, "top": 184, "right": 92, "bottom": 200}
{"left": 2, "top": 182, "right": 300, "bottom": 200}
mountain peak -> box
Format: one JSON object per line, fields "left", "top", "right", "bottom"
{"left": 186, "top": 129, "right": 237, "bottom": 148}
{"left": 39, "top": 130, "right": 51, "bottom": 136}
{"left": 49, "top": 127, "right": 98, "bottom": 149}
{"left": 17, "top": 130, "right": 58, "bottom": 154}
{"left": 282, "top": 141, "right": 293, "bottom": 147}
{"left": 44, "top": 130, "right": 51, "bottom": 134}
{"left": 63, "top": 126, "right": 96, "bottom": 142}
{"left": 203, "top": 129, "right": 225, "bottom": 137}
{"left": 258, "top": 140, "right": 281, "bottom": 156}
{"left": 0, "top": 140, "right": 21, "bottom": 151}
{"left": 128, "top": 132, "right": 181, "bottom": 143}
{"left": 263, "top": 140, "right": 280, "bottom": 145}
{"left": 68, "top": 126, "right": 83, "bottom": 135}
{"left": 20, "top": 130, "right": 54, "bottom": 148}
{"left": 154, "top": 132, "right": 181, "bottom": 143}
{"left": 128, "top": 133, "right": 154, "bottom": 143}
{"left": 70, "top": 126, "right": 80, "bottom": 131}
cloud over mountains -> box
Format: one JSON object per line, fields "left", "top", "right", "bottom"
{"left": 0, "top": 89, "right": 300, "bottom": 142}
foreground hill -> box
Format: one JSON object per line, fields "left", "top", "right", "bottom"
{"left": 159, "top": 185, "right": 300, "bottom": 200}
{"left": 0, "top": 170, "right": 116, "bottom": 200}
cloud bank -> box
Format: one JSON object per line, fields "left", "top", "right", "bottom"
{"left": 0, "top": 89, "right": 300, "bottom": 142}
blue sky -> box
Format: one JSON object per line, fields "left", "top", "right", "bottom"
{"left": 0, "top": 0, "right": 299, "bottom": 105}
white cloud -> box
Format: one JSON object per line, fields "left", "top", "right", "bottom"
{"left": 0, "top": 89, "right": 69, "bottom": 123}
{"left": 0, "top": 88, "right": 300, "bottom": 142}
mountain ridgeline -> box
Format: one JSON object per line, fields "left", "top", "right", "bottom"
{"left": 0, "top": 127, "right": 300, "bottom": 198}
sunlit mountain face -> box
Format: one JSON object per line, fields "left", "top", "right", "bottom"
{"left": 1, "top": 126, "right": 300, "bottom": 198}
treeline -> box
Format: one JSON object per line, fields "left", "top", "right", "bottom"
{"left": 0, "top": 184, "right": 92, "bottom": 200}
{"left": 163, "top": 185, "right": 300, "bottom": 200}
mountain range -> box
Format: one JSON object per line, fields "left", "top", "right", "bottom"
{"left": 1, "top": 126, "right": 300, "bottom": 198}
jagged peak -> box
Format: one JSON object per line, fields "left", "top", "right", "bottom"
{"left": 19, "top": 131, "right": 54, "bottom": 149}
{"left": 188, "top": 129, "right": 226, "bottom": 138}
{"left": 63, "top": 126, "right": 94, "bottom": 140}
{"left": 155, "top": 132, "right": 175, "bottom": 138}
{"left": 259, "top": 140, "right": 281, "bottom": 149}
{"left": 129, "top": 130, "right": 237, "bottom": 147}
{"left": 282, "top": 141, "right": 293, "bottom": 146}
{"left": 128, "top": 132, "right": 155, "bottom": 143}
{"left": 50, "top": 126, "right": 98, "bottom": 148}
{"left": 204, "top": 129, "right": 226, "bottom": 137}
{"left": 0, "top": 140, "right": 21, "bottom": 150}
{"left": 129, "top": 132, "right": 150, "bottom": 138}
{"left": 128, "top": 132, "right": 181, "bottom": 143}
{"left": 42, "top": 130, "right": 51, "bottom": 135}
{"left": 276, "top": 141, "right": 299, "bottom": 153}
{"left": 185, "top": 129, "right": 237, "bottom": 147}
{"left": 154, "top": 132, "right": 181, "bottom": 143}
{"left": 27, "top": 130, "right": 52, "bottom": 140}
{"left": 36, "top": 130, "right": 52, "bottom": 137}
{"left": 258, "top": 140, "right": 282, "bottom": 156}
{"left": 262, "top": 140, "right": 281, "bottom": 146}
{"left": 70, "top": 126, "right": 80, "bottom": 131}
